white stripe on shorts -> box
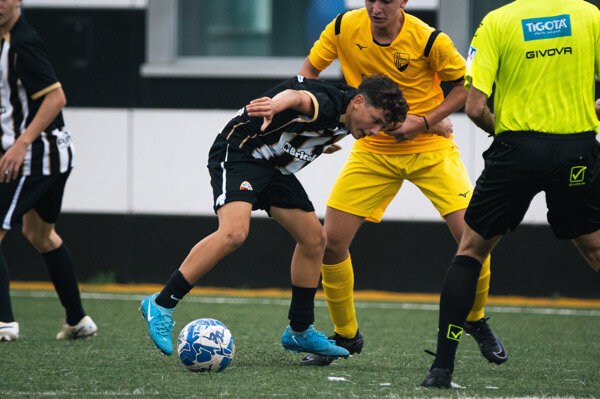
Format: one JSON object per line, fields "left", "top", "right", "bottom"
{"left": 215, "top": 144, "right": 230, "bottom": 207}
{"left": 2, "top": 175, "right": 27, "bottom": 230}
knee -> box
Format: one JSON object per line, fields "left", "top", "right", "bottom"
{"left": 22, "top": 226, "right": 55, "bottom": 252}
{"left": 324, "top": 229, "right": 348, "bottom": 259}
{"left": 582, "top": 246, "right": 600, "bottom": 271}
{"left": 218, "top": 227, "right": 248, "bottom": 251}
{"left": 299, "top": 225, "right": 327, "bottom": 257}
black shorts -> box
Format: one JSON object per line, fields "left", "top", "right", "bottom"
{"left": 0, "top": 170, "right": 71, "bottom": 230}
{"left": 465, "top": 131, "right": 600, "bottom": 239}
{"left": 207, "top": 136, "right": 314, "bottom": 214}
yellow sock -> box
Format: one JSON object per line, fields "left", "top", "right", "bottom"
{"left": 467, "top": 254, "right": 491, "bottom": 322}
{"left": 321, "top": 255, "right": 358, "bottom": 338}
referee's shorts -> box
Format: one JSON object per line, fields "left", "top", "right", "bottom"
{"left": 465, "top": 131, "right": 600, "bottom": 240}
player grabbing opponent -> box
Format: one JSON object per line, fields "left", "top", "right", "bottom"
{"left": 140, "top": 75, "right": 409, "bottom": 358}
{"left": 299, "top": 0, "right": 506, "bottom": 366}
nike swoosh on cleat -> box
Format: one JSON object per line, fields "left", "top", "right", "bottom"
{"left": 74, "top": 326, "right": 85, "bottom": 335}
{"left": 0, "top": 326, "right": 12, "bottom": 330}
{"left": 147, "top": 303, "right": 154, "bottom": 321}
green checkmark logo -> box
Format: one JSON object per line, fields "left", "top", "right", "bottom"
{"left": 569, "top": 165, "right": 587, "bottom": 187}
{"left": 446, "top": 324, "right": 463, "bottom": 342}
{"left": 570, "top": 166, "right": 586, "bottom": 183}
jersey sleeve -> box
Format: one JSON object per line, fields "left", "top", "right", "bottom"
{"left": 13, "top": 33, "right": 61, "bottom": 100}
{"left": 298, "top": 78, "right": 349, "bottom": 130}
{"left": 464, "top": 14, "right": 499, "bottom": 96}
{"left": 427, "top": 32, "right": 466, "bottom": 82}
{"left": 307, "top": 15, "right": 339, "bottom": 72}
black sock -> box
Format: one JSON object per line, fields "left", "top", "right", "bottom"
{"left": 288, "top": 285, "right": 317, "bottom": 332}
{"left": 432, "top": 255, "right": 482, "bottom": 374}
{"left": 42, "top": 244, "right": 85, "bottom": 326}
{"left": 156, "top": 270, "right": 193, "bottom": 309}
{"left": 0, "top": 250, "right": 15, "bottom": 322}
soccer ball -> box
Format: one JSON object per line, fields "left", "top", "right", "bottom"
{"left": 177, "top": 318, "right": 235, "bottom": 372}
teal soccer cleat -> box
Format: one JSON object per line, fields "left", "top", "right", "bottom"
{"left": 281, "top": 325, "right": 350, "bottom": 357}
{"left": 140, "top": 293, "right": 175, "bottom": 355}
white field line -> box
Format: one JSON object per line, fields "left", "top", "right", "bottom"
{"left": 11, "top": 290, "right": 600, "bottom": 317}
{"left": 0, "top": 391, "right": 158, "bottom": 397}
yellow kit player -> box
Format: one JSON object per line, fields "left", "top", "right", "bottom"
{"left": 299, "top": 0, "right": 507, "bottom": 366}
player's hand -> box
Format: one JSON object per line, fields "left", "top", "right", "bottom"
{"left": 430, "top": 117, "right": 453, "bottom": 138}
{"left": 0, "top": 140, "right": 28, "bottom": 183}
{"left": 246, "top": 97, "right": 277, "bottom": 131}
{"left": 385, "top": 114, "right": 424, "bottom": 142}
{"left": 595, "top": 98, "right": 600, "bottom": 120}
{"left": 323, "top": 144, "right": 342, "bottom": 154}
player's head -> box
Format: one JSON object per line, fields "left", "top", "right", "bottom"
{"left": 0, "top": 0, "right": 22, "bottom": 30}
{"left": 346, "top": 74, "right": 408, "bottom": 139}
{"left": 365, "top": 0, "right": 407, "bottom": 29}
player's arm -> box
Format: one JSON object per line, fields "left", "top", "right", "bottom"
{"left": 246, "top": 89, "right": 315, "bottom": 131}
{"left": 465, "top": 85, "right": 495, "bottom": 135}
{"left": 386, "top": 80, "right": 466, "bottom": 142}
{"left": 0, "top": 86, "right": 66, "bottom": 182}
{"left": 595, "top": 98, "right": 600, "bottom": 120}
{"left": 299, "top": 57, "right": 322, "bottom": 79}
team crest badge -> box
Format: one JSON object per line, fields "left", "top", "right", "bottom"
{"left": 240, "top": 181, "right": 253, "bottom": 191}
{"left": 394, "top": 52, "right": 410, "bottom": 72}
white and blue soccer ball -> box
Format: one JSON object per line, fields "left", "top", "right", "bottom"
{"left": 177, "top": 318, "right": 235, "bottom": 372}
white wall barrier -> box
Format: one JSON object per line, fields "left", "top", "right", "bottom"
{"left": 62, "top": 108, "right": 551, "bottom": 222}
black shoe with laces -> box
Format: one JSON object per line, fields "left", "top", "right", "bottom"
{"left": 463, "top": 317, "right": 508, "bottom": 364}
{"left": 421, "top": 367, "right": 452, "bottom": 388}
{"left": 300, "top": 329, "right": 364, "bottom": 366}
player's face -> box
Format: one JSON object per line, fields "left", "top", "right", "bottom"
{"left": 365, "top": 0, "right": 407, "bottom": 28}
{"left": 348, "top": 96, "right": 388, "bottom": 140}
{"left": 0, "top": 0, "right": 21, "bottom": 29}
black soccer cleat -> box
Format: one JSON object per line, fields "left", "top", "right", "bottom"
{"left": 463, "top": 317, "right": 508, "bottom": 365}
{"left": 300, "top": 329, "right": 364, "bottom": 366}
{"left": 421, "top": 367, "right": 452, "bottom": 388}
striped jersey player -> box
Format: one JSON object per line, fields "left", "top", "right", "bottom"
{"left": 0, "top": 0, "right": 96, "bottom": 344}
{"left": 138, "top": 75, "right": 409, "bottom": 358}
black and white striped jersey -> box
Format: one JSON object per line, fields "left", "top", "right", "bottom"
{"left": 219, "top": 76, "right": 356, "bottom": 175}
{"left": 0, "top": 17, "right": 73, "bottom": 176}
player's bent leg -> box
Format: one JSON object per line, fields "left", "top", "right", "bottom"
{"left": 322, "top": 207, "right": 363, "bottom": 337}
{"left": 179, "top": 201, "right": 253, "bottom": 283}
{"left": 22, "top": 210, "right": 94, "bottom": 339}
{"left": 444, "top": 210, "right": 507, "bottom": 365}
{"left": 270, "top": 206, "right": 326, "bottom": 287}
{"left": 572, "top": 229, "right": 600, "bottom": 271}
{"left": 300, "top": 207, "right": 364, "bottom": 366}
{"left": 270, "top": 207, "right": 350, "bottom": 359}
{"left": 142, "top": 201, "right": 253, "bottom": 355}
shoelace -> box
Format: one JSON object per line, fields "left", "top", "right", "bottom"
{"left": 470, "top": 317, "right": 497, "bottom": 345}
{"left": 153, "top": 316, "right": 175, "bottom": 335}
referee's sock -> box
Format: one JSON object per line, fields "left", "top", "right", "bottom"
{"left": 0, "top": 251, "right": 15, "bottom": 322}
{"left": 432, "top": 255, "right": 482, "bottom": 374}
{"left": 288, "top": 285, "right": 317, "bottom": 332}
{"left": 156, "top": 270, "right": 193, "bottom": 309}
{"left": 42, "top": 244, "right": 86, "bottom": 326}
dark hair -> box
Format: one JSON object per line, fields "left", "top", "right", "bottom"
{"left": 356, "top": 75, "right": 409, "bottom": 125}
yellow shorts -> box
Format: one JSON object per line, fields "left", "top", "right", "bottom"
{"left": 327, "top": 147, "right": 473, "bottom": 222}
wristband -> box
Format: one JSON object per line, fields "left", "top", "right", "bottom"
{"left": 422, "top": 116, "right": 430, "bottom": 130}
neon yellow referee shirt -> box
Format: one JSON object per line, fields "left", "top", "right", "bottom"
{"left": 465, "top": 0, "right": 600, "bottom": 134}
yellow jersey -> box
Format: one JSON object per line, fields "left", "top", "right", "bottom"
{"left": 309, "top": 8, "right": 466, "bottom": 154}
{"left": 465, "top": 0, "right": 600, "bottom": 134}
